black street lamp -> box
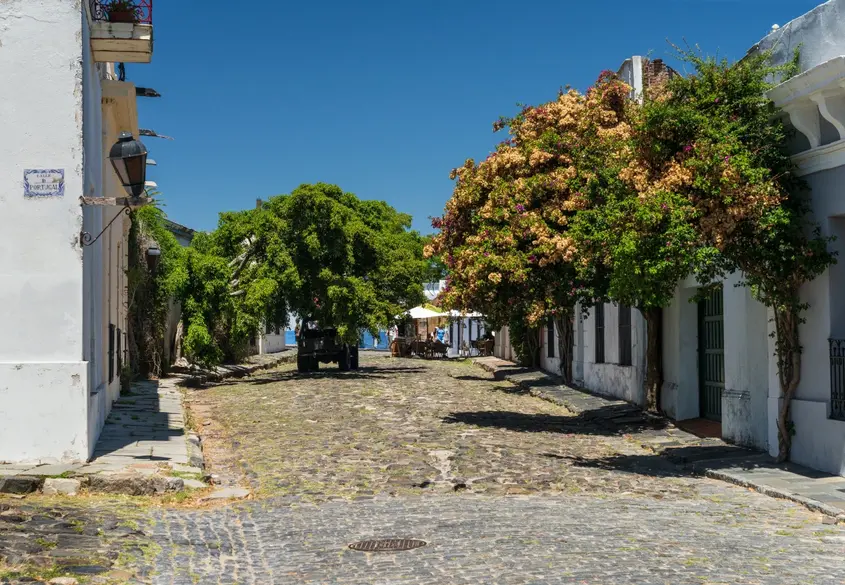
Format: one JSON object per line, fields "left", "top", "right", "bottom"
{"left": 109, "top": 131, "right": 147, "bottom": 197}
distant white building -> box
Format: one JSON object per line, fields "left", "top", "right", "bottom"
{"left": 0, "top": 1, "right": 156, "bottom": 463}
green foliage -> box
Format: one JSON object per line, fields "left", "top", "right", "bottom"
{"left": 176, "top": 183, "right": 427, "bottom": 365}
{"left": 127, "top": 197, "right": 184, "bottom": 377}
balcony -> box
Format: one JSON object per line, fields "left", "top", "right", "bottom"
{"left": 830, "top": 339, "right": 845, "bottom": 421}
{"left": 89, "top": 1, "right": 153, "bottom": 64}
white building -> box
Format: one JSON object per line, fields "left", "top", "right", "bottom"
{"left": 0, "top": 1, "right": 155, "bottom": 463}
{"left": 517, "top": 0, "right": 845, "bottom": 477}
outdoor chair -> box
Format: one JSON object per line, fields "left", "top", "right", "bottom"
{"left": 431, "top": 340, "right": 448, "bottom": 359}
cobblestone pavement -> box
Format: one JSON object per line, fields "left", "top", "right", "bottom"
{"left": 142, "top": 491, "right": 845, "bottom": 585}
{"left": 150, "top": 354, "right": 845, "bottom": 584}
{"left": 0, "top": 495, "right": 150, "bottom": 584}
{"left": 188, "top": 355, "right": 697, "bottom": 500}
{"left": 4, "top": 356, "right": 844, "bottom": 584}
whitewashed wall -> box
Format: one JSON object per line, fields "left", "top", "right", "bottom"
{"left": 493, "top": 326, "right": 516, "bottom": 362}
{"left": 754, "top": 2, "right": 845, "bottom": 475}
{"left": 259, "top": 329, "right": 288, "bottom": 354}
{"left": 84, "top": 14, "right": 110, "bottom": 455}
{"left": 540, "top": 321, "right": 562, "bottom": 376}
{"left": 765, "top": 165, "right": 845, "bottom": 474}
{"left": 661, "top": 274, "right": 769, "bottom": 449}
{"left": 576, "top": 302, "right": 647, "bottom": 406}
{"left": 0, "top": 0, "right": 91, "bottom": 462}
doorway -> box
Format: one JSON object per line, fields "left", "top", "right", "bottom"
{"left": 698, "top": 285, "right": 725, "bottom": 421}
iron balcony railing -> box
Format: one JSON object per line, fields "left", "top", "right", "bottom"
{"left": 90, "top": 0, "right": 153, "bottom": 25}
{"left": 830, "top": 338, "right": 845, "bottom": 421}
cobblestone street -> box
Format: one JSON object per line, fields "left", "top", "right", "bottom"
{"left": 2, "top": 355, "right": 845, "bottom": 584}
{"left": 151, "top": 354, "right": 845, "bottom": 585}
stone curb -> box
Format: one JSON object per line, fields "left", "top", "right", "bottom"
{"left": 178, "top": 349, "right": 298, "bottom": 388}
{"left": 700, "top": 467, "right": 845, "bottom": 523}
{"left": 187, "top": 431, "right": 204, "bottom": 470}
{"left": 473, "top": 358, "right": 845, "bottom": 523}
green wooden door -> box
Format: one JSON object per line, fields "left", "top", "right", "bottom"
{"left": 698, "top": 286, "right": 725, "bottom": 421}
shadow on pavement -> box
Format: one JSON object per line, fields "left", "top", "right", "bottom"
{"left": 233, "top": 365, "right": 430, "bottom": 385}
{"left": 540, "top": 444, "right": 772, "bottom": 479}
{"left": 442, "top": 403, "right": 670, "bottom": 437}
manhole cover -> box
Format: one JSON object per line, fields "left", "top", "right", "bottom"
{"left": 348, "top": 538, "right": 427, "bottom": 552}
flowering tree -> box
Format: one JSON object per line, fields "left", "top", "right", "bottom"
{"left": 433, "top": 48, "right": 833, "bottom": 462}
{"left": 427, "top": 75, "right": 631, "bottom": 375}
{"left": 627, "top": 48, "right": 835, "bottom": 459}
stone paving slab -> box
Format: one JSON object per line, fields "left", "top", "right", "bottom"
{"left": 0, "top": 377, "right": 198, "bottom": 496}
{"left": 474, "top": 356, "right": 845, "bottom": 522}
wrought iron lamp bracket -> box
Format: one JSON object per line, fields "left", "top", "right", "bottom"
{"left": 80, "top": 200, "right": 132, "bottom": 247}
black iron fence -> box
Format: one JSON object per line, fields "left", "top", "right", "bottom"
{"left": 90, "top": 0, "right": 153, "bottom": 24}
{"left": 831, "top": 338, "right": 845, "bottom": 421}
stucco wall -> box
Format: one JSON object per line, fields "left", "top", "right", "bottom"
{"left": 540, "top": 321, "right": 562, "bottom": 376}
{"left": 661, "top": 274, "right": 770, "bottom": 449}
{"left": 764, "top": 141, "right": 845, "bottom": 472}
{"left": 259, "top": 330, "right": 287, "bottom": 354}
{"left": 494, "top": 326, "right": 516, "bottom": 362}
{"left": 721, "top": 274, "right": 770, "bottom": 450}
{"left": 749, "top": 0, "right": 845, "bottom": 73}
{"left": 577, "top": 303, "right": 647, "bottom": 406}
{"left": 0, "top": 1, "right": 92, "bottom": 461}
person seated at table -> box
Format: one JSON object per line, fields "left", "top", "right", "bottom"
{"left": 435, "top": 326, "right": 446, "bottom": 343}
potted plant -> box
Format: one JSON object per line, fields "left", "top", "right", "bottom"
{"left": 106, "top": 0, "right": 139, "bottom": 23}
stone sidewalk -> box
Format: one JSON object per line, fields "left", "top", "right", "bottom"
{"left": 0, "top": 378, "right": 197, "bottom": 496}
{"left": 474, "top": 356, "right": 845, "bottom": 522}
{"left": 0, "top": 350, "right": 298, "bottom": 496}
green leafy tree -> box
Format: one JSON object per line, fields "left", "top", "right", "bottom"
{"left": 127, "top": 199, "right": 185, "bottom": 377}
{"left": 176, "top": 183, "right": 427, "bottom": 365}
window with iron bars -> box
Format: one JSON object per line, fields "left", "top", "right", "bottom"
{"left": 116, "top": 328, "right": 123, "bottom": 375}
{"left": 108, "top": 324, "right": 115, "bottom": 383}
{"left": 594, "top": 303, "right": 605, "bottom": 364}
{"left": 618, "top": 305, "right": 632, "bottom": 366}
{"left": 830, "top": 339, "right": 845, "bottom": 421}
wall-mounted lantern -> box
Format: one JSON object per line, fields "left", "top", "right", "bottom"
{"left": 145, "top": 245, "right": 161, "bottom": 272}
{"left": 109, "top": 131, "right": 148, "bottom": 197}
{"left": 80, "top": 132, "right": 151, "bottom": 247}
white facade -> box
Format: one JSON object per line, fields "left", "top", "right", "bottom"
{"left": 0, "top": 2, "right": 154, "bottom": 463}
{"left": 571, "top": 303, "right": 648, "bottom": 406}
{"left": 754, "top": 0, "right": 845, "bottom": 475}
{"left": 258, "top": 326, "right": 288, "bottom": 355}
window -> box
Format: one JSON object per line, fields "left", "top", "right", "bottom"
{"left": 108, "top": 324, "right": 115, "bottom": 383}
{"left": 618, "top": 305, "right": 632, "bottom": 366}
{"left": 594, "top": 304, "right": 605, "bottom": 364}
{"left": 116, "top": 328, "right": 122, "bottom": 375}
{"left": 547, "top": 316, "right": 555, "bottom": 358}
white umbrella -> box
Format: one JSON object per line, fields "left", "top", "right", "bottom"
{"left": 408, "top": 306, "right": 445, "bottom": 319}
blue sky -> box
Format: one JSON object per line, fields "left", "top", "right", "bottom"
{"left": 130, "top": 0, "right": 824, "bottom": 235}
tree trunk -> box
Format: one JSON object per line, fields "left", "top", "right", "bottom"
{"left": 173, "top": 319, "right": 184, "bottom": 362}
{"left": 555, "top": 308, "right": 574, "bottom": 384}
{"left": 642, "top": 307, "right": 663, "bottom": 413}
{"left": 774, "top": 304, "right": 802, "bottom": 462}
